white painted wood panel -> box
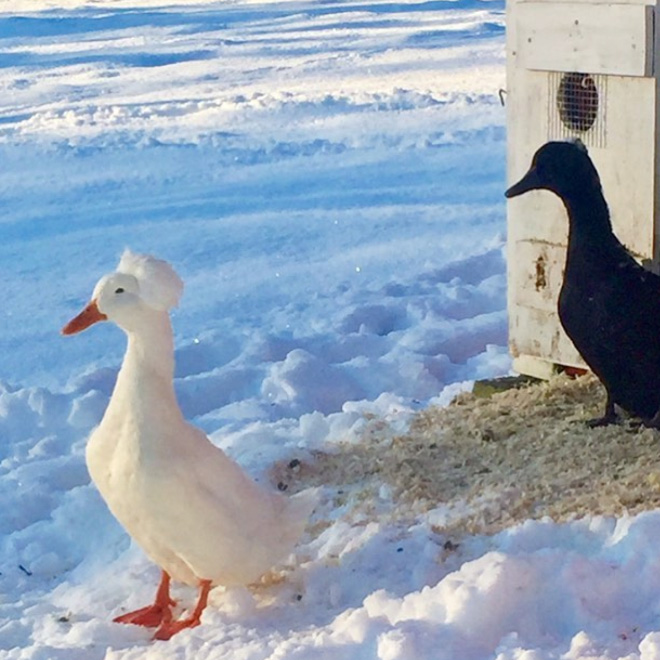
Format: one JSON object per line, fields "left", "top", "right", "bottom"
{"left": 506, "top": 0, "right": 659, "bottom": 376}
{"left": 509, "top": 305, "right": 585, "bottom": 368}
{"left": 596, "top": 76, "right": 656, "bottom": 256}
{"left": 509, "top": 240, "right": 567, "bottom": 314}
{"left": 516, "top": 2, "right": 654, "bottom": 77}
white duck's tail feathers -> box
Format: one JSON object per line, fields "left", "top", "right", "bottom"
{"left": 289, "top": 486, "right": 321, "bottom": 521}
{"left": 279, "top": 486, "right": 321, "bottom": 548}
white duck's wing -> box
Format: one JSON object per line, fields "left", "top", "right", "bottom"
{"left": 143, "top": 423, "right": 317, "bottom": 586}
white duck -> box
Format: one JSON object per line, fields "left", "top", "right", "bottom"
{"left": 62, "top": 250, "right": 318, "bottom": 640}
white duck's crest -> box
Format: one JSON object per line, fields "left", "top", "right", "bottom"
{"left": 117, "top": 249, "right": 183, "bottom": 311}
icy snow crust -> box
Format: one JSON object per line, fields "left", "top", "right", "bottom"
{"left": 3, "top": 1, "right": 659, "bottom": 659}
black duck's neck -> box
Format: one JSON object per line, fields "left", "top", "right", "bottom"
{"left": 562, "top": 186, "right": 616, "bottom": 249}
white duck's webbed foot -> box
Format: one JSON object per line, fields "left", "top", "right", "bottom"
{"left": 154, "top": 579, "right": 212, "bottom": 641}
{"left": 114, "top": 570, "right": 176, "bottom": 628}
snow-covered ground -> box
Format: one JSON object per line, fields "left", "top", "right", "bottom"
{"left": 3, "top": 1, "right": 660, "bottom": 659}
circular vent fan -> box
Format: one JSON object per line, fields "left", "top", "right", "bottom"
{"left": 556, "top": 72, "right": 599, "bottom": 132}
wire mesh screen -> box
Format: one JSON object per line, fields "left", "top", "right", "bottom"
{"left": 548, "top": 71, "right": 607, "bottom": 148}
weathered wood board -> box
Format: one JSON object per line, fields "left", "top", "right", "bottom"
{"left": 516, "top": 3, "right": 654, "bottom": 77}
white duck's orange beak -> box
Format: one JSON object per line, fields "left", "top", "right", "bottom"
{"left": 61, "top": 300, "right": 108, "bottom": 335}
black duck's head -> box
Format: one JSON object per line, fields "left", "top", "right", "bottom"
{"left": 505, "top": 140, "right": 602, "bottom": 201}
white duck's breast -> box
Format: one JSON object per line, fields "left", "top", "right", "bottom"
{"left": 86, "top": 416, "right": 198, "bottom": 584}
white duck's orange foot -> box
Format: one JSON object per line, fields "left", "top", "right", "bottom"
{"left": 153, "top": 614, "right": 202, "bottom": 640}
{"left": 153, "top": 579, "right": 212, "bottom": 641}
{"left": 114, "top": 603, "right": 172, "bottom": 628}
{"left": 113, "top": 570, "right": 176, "bottom": 628}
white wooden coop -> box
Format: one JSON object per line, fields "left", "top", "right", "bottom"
{"left": 506, "top": 0, "right": 660, "bottom": 379}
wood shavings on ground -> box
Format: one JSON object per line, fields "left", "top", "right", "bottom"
{"left": 271, "top": 374, "right": 660, "bottom": 537}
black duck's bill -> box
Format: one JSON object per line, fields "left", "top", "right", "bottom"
{"left": 505, "top": 167, "right": 542, "bottom": 198}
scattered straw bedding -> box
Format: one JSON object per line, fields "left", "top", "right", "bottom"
{"left": 271, "top": 374, "right": 660, "bottom": 536}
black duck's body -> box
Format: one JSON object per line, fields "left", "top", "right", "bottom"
{"left": 506, "top": 141, "right": 660, "bottom": 425}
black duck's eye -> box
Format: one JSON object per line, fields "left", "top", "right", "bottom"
{"left": 115, "top": 287, "right": 125, "bottom": 294}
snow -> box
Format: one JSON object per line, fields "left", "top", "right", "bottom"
{"left": 2, "top": 1, "right": 657, "bottom": 659}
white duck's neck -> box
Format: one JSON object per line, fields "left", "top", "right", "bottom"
{"left": 124, "top": 311, "right": 175, "bottom": 380}
{"left": 107, "top": 309, "right": 182, "bottom": 426}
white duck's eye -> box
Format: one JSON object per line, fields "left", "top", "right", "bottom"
{"left": 115, "top": 287, "right": 125, "bottom": 294}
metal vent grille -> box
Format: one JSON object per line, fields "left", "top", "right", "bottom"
{"left": 548, "top": 71, "right": 607, "bottom": 147}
